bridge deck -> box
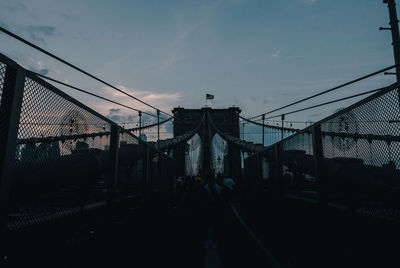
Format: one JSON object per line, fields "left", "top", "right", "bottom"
{"left": 1, "top": 199, "right": 275, "bottom": 268}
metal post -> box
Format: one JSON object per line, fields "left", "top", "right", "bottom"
{"left": 202, "top": 112, "right": 212, "bottom": 176}
{"left": 274, "top": 143, "right": 283, "bottom": 197}
{"left": 157, "top": 110, "right": 160, "bottom": 142}
{"left": 312, "top": 124, "right": 327, "bottom": 206}
{"left": 0, "top": 63, "right": 26, "bottom": 226}
{"left": 262, "top": 114, "right": 265, "bottom": 146}
{"left": 139, "top": 111, "right": 142, "bottom": 137}
{"left": 241, "top": 122, "right": 245, "bottom": 160}
{"left": 281, "top": 114, "right": 285, "bottom": 140}
{"left": 107, "top": 124, "right": 120, "bottom": 205}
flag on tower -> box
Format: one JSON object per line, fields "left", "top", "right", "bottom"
{"left": 206, "top": 94, "right": 214, "bottom": 100}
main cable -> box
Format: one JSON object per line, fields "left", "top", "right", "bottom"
{"left": 248, "top": 64, "right": 398, "bottom": 120}
{"left": 29, "top": 71, "right": 158, "bottom": 118}
{"left": 263, "top": 84, "right": 393, "bottom": 120}
{"left": 0, "top": 25, "right": 174, "bottom": 118}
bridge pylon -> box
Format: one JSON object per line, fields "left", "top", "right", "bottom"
{"left": 172, "top": 106, "right": 241, "bottom": 180}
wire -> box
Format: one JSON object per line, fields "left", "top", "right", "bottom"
{"left": 238, "top": 114, "right": 301, "bottom": 132}
{"left": 240, "top": 118, "right": 314, "bottom": 124}
{"left": 248, "top": 64, "right": 398, "bottom": 120}
{"left": 29, "top": 71, "right": 158, "bottom": 118}
{"left": 263, "top": 85, "right": 391, "bottom": 120}
{"left": 125, "top": 117, "right": 173, "bottom": 131}
{"left": 0, "top": 25, "right": 175, "bottom": 118}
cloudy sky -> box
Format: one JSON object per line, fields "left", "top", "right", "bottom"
{"left": 0, "top": 0, "right": 397, "bottom": 141}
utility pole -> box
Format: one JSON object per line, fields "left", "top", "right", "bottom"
{"left": 262, "top": 114, "right": 265, "bottom": 146}
{"left": 383, "top": 0, "right": 400, "bottom": 101}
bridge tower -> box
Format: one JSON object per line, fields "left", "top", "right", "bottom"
{"left": 172, "top": 107, "right": 241, "bottom": 181}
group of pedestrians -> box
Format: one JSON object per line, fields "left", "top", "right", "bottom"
{"left": 174, "top": 173, "right": 236, "bottom": 248}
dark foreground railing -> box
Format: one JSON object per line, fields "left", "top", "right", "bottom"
{"left": 244, "top": 82, "right": 400, "bottom": 219}
{"left": 0, "top": 53, "right": 174, "bottom": 232}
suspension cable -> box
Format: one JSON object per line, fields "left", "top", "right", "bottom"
{"left": 238, "top": 114, "right": 301, "bottom": 132}
{"left": 248, "top": 64, "right": 398, "bottom": 120}
{"left": 0, "top": 25, "right": 175, "bottom": 118}
{"left": 125, "top": 117, "right": 173, "bottom": 132}
{"left": 263, "top": 84, "right": 395, "bottom": 120}
{"left": 29, "top": 71, "right": 158, "bottom": 118}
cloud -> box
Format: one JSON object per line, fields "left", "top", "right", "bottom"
{"left": 303, "top": 0, "right": 319, "bottom": 4}
{"left": 102, "top": 85, "right": 182, "bottom": 109}
{"left": 271, "top": 48, "right": 282, "bottom": 59}
{"left": 160, "top": 54, "right": 179, "bottom": 71}
{"left": 98, "top": 84, "right": 182, "bottom": 124}
{"left": 0, "top": 1, "right": 27, "bottom": 13}
{"left": 105, "top": 108, "right": 140, "bottom": 123}
{"left": 24, "top": 59, "right": 50, "bottom": 75}
{"left": 26, "top": 25, "right": 58, "bottom": 43}
{"left": 106, "top": 108, "right": 123, "bottom": 122}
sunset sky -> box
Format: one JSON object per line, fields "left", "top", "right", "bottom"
{"left": 0, "top": 0, "right": 397, "bottom": 141}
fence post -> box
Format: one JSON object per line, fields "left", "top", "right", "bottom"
{"left": 312, "top": 124, "right": 327, "bottom": 206}
{"left": 157, "top": 110, "right": 160, "bottom": 143}
{"left": 262, "top": 114, "right": 265, "bottom": 145}
{"left": 107, "top": 125, "right": 120, "bottom": 205}
{"left": 274, "top": 143, "right": 283, "bottom": 197}
{"left": 0, "top": 63, "right": 26, "bottom": 227}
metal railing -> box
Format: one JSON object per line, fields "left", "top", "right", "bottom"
{"left": 0, "top": 53, "right": 175, "bottom": 231}
{"left": 244, "top": 82, "right": 400, "bottom": 219}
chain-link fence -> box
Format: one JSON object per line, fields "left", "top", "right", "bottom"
{"left": 0, "top": 53, "right": 175, "bottom": 231}
{"left": 245, "top": 83, "right": 400, "bottom": 219}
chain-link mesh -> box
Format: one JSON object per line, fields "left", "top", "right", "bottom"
{"left": 282, "top": 131, "right": 316, "bottom": 198}
{"left": 119, "top": 130, "right": 139, "bottom": 145}
{"left": 244, "top": 85, "right": 400, "bottom": 217}
{"left": 9, "top": 75, "right": 113, "bottom": 230}
{"left": 245, "top": 85, "right": 400, "bottom": 218}
{"left": 321, "top": 89, "right": 400, "bottom": 167}
{"left": 117, "top": 131, "right": 143, "bottom": 200}
{"left": 0, "top": 62, "right": 13, "bottom": 149}
{"left": 0, "top": 54, "right": 175, "bottom": 231}
{"left": 319, "top": 88, "right": 400, "bottom": 215}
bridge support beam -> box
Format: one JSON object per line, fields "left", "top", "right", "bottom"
{"left": 201, "top": 113, "right": 212, "bottom": 177}
{"left": 274, "top": 143, "right": 283, "bottom": 197}
{"left": 173, "top": 144, "right": 186, "bottom": 177}
{"left": 0, "top": 62, "right": 26, "bottom": 228}
{"left": 312, "top": 124, "right": 327, "bottom": 207}
{"left": 228, "top": 144, "right": 241, "bottom": 181}
{"left": 107, "top": 124, "right": 120, "bottom": 205}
